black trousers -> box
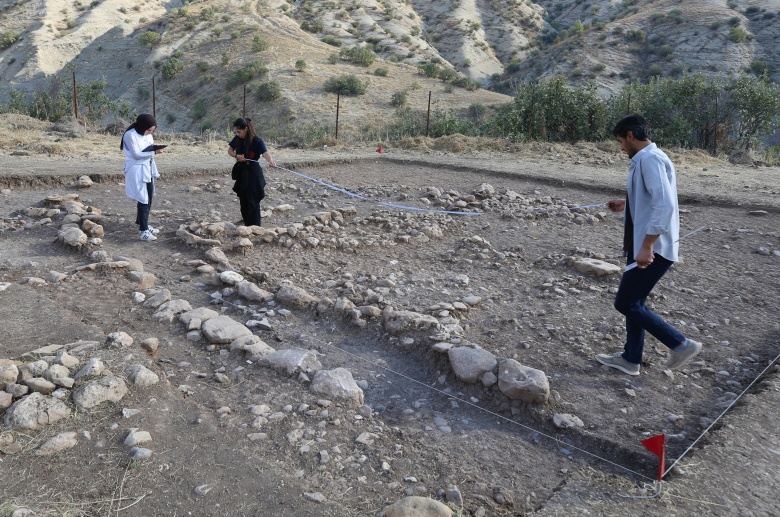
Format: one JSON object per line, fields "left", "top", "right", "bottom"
{"left": 238, "top": 192, "right": 261, "bottom": 226}
{"left": 135, "top": 181, "right": 154, "bottom": 231}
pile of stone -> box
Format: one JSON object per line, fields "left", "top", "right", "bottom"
{"left": 1, "top": 335, "right": 158, "bottom": 457}
{"left": 31, "top": 193, "right": 106, "bottom": 248}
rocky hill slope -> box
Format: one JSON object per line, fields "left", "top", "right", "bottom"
{"left": 0, "top": 0, "right": 778, "bottom": 134}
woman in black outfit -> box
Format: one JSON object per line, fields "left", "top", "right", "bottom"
{"left": 228, "top": 117, "right": 276, "bottom": 226}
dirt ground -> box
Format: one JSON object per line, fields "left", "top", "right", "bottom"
{"left": 1, "top": 126, "right": 779, "bottom": 516}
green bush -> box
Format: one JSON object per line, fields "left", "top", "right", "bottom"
{"left": 339, "top": 46, "right": 376, "bottom": 67}
{"left": 196, "top": 61, "right": 209, "bottom": 72}
{"left": 255, "top": 81, "right": 281, "bottom": 102}
{"left": 295, "top": 60, "right": 307, "bottom": 72}
{"left": 192, "top": 98, "right": 207, "bottom": 119}
{"left": 139, "top": 31, "right": 161, "bottom": 48}
{"left": 161, "top": 57, "right": 183, "bottom": 79}
{"left": 252, "top": 36, "right": 270, "bottom": 52}
{"left": 729, "top": 27, "right": 748, "bottom": 43}
{"left": 418, "top": 63, "right": 441, "bottom": 78}
{"left": 323, "top": 75, "right": 367, "bottom": 96}
{"left": 327, "top": 53, "right": 339, "bottom": 64}
{"left": 749, "top": 60, "right": 768, "bottom": 76}
{"left": 390, "top": 91, "right": 407, "bottom": 107}
{"left": 322, "top": 35, "right": 341, "bottom": 47}
{"left": 374, "top": 67, "right": 388, "bottom": 77}
{"left": 0, "top": 30, "right": 21, "bottom": 50}
{"left": 227, "top": 61, "right": 268, "bottom": 87}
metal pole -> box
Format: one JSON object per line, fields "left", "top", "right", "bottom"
{"left": 714, "top": 94, "right": 718, "bottom": 156}
{"left": 152, "top": 77, "right": 156, "bottom": 118}
{"left": 528, "top": 84, "right": 535, "bottom": 140}
{"left": 335, "top": 93, "right": 340, "bottom": 140}
{"left": 243, "top": 85, "right": 246, "bottom": 118}
{"left": 425, "top": 91, "right": 432, "bottom": 138}
{"left": 72, "top": 72, "right": 78, "bottom": 118}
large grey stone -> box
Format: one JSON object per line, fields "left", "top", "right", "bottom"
{"left": 383, "top": 310, "right": 440, "bottom": 335}
{"left": 310, "top": 368, "right": 364, "bottom": 407}
{"left": 71, "top": 376, "right": 128, "bottom": 410}
{"left": 497, "top": 359, "right": 549, "bottom": 404}
{"left": 180, "top": 307, "right": 219, "bottom": 326}
{"left": 201, "top": 316, "right": 252, "bottom": 344}
{"left": 378, "top": 496, "right": 452, "bottom": 517}
{"left": 448, "top": 347, "right": 497, "bottom": 384}
{"left": 105, "top": 331, "right": 133, "bottom": 348}
{"left": 237, "top": 281, "right": 274, "bottom": 303}
{"left": 143, "top": 289, "right": 171, "bottom": 309}
{"left": 58, "top": 227, "right": 88, "bottom": 247}
{"left": 4, "top": 392, "right": 72, "bottom": 430}
{"left": 125, "top": 364, "right": 159, "bottom": 387}
{"left": 35, "top": 432, "right": 78, "bottom": 456}
{"left": 229, "top": 335, "right": 276, "bottom": 358}
{"left": 567, "top": 257, "right": 622, "bottom": 277}
{"left": 258, "top": 348, "right": 322, "bottom": 376}
{"left": 275, "top": 285, "right": 316, "bottom": 308}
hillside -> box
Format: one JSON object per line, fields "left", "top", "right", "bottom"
{"left": 0, "top": 0, "right": 778, "bottom": 135}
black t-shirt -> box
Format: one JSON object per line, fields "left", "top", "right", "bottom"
{"left": 229, "top": 135, "right": 268, "bottom": 161}
{"left": 623, "top": 195, "right": 634, "bottom": 262}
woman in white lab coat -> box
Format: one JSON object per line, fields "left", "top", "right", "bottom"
{"left": 121, "top": 114, "right": 164, "bottom": 241}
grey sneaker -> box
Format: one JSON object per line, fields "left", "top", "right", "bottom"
{"left": 666, "top": 339, "right": 702, "bottom": 370}
{"left": 595, "top": 351, "right": 640, "bottom": 376}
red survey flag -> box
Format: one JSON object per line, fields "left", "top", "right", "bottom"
{"left": 641, "top": 434, "right": 666, "bottom": 482}
{"left": 376, "top": 146, "right": 383, "bottom": 154}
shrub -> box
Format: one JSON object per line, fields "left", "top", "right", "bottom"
{"left": 161, "top": 57, "right": 183, "bottom": 79}
{"left": 322, "top": 35, "right": 342, "bottom": 47}
{"left": 139, "top": 31, "right": 161, "bottom": 48}
{"left": 196, "top": 61, "right": 209, "bottom": 72}
{"left": 374, "top": 67, "right": 388, "bottom": 77}
{"left": 390, "top": 91, "right": 407, "bottom": 107}
{"left": 749, "top": 60, "right": 768, "bottom": 76}
{"left": 295, "top": 59, "right": 307, "bottom": 72}
{"left": 255, "top": 81, "right": 281, "bottom": 101}
{"left": 301, "top": 18, "right": 324, "bottom": 33}
{"left": 252, "top": 36, "right": 270, "bottom": 52}
{"left": 729, "top": 27, "right": 747, "bottom": 42}
{"left": 339, "top": 46, "right": 376, "bottom": 67}
{"left": 227, "top": 61, "right": 268, "bottom": 87}
{"left": 0, "top": 30, "right": 21, "bottom": 50}
{"left": 192, "top": 98, "right": 207, "bottom": 119}
{"left": 327, "top": 53, "right": 339, "bottom": 64}
{"left": 323, "top": 75, "right": 367, "bottom": 96}
{"left": 418, "top": 63, "right": 441, "bottom": 78}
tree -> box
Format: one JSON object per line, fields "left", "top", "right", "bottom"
{"left": 139, "top": 31, "right": 161, "bottom": 48}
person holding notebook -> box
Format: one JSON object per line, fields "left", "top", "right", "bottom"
{"left": 121, "top": 114, "right": 164, "bottom": 241}
{"left": 228, "top": 117, "right": 276, "bottom": 226}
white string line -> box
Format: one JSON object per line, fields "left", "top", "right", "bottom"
{"left": 244, "top": 160, "right": 607, "bottom": 217}
{"left": 209, "top": 164, "right": 775, "bottom": 480}
{"left": 301, "top": 334, "right": 655, "bottom": 482}
{"left": 663, "top": 347, "right": 780, "bottom": 477}
{"left": 171, "top": 281, "right": 650, "bottom": 480}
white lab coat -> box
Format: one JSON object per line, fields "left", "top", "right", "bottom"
{"left": 122, "top": 129, "right": 159, "bottom": 204}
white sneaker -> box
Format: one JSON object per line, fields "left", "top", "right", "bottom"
{"left": 139, "top": 230, "right": 157, "bottom": 241}
{"left": 147, "top": 226, "right": 160, "bottom": 235}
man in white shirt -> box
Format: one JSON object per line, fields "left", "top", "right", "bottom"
{"left": 595, "top": 114, "right": 702, "bottom": 376}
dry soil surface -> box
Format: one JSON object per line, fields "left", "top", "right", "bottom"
{"left": 1, "top": 135, "right": 779, "bottom": 517}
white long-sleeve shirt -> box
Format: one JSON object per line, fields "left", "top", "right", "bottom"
{"left": 122, "top": 130, "right": 159, "bottom": 204}
{"left": 626, "top": 142, "right": 680, "bottom": 262}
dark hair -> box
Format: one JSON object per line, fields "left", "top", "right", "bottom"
{"left": 120, "top": 113, "right": 157, "bottom": 149}
{"left": 612, "top": 114, "right": 650, "bottom": 141}
{"left": 233, "top": 117, "right": 256, "bottom": 150}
